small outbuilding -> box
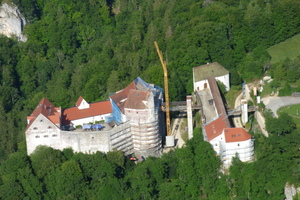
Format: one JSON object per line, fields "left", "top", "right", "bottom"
{"left": 193, "top": 62, "right": 230, "bottom": 91}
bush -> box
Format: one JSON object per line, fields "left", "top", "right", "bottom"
{"left": 279, "top": 82, "right": 292, "bottom": 96}
{"left": 75, "top": 125, "right": 82, "bottom": 129}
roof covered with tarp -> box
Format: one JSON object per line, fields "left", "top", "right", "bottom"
{"left": 110, "top": 77, "right": 158, "bottom": 113}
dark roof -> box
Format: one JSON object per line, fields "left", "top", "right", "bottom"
{"left": 207, "top": 77, "right": 230, "bottom": 127}
{"left": 125, "top": 90, "right": 150, "bottom": 109}
{"left": 193, "top": 62, "right": 229, "bottom": 82}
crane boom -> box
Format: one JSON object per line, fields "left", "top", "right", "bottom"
{"left": 154, "top": 41, "right": 171, "bottom": 136}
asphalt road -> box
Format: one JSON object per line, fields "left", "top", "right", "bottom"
{"left": 262, "top": 96, "right": 300, "bottom": 117}
{"left": 233, "top": 92, "right": 243, "bottom": 128}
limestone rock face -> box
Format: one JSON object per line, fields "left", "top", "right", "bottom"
{"left": 0, "top": 3, "right": 27, "bottom": 42}
{"left": 285, "top": 183, "right": 300, "bottom": 200}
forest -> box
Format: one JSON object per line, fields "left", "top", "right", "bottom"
{"left": 0, "top": 0, "right": 300, "bottom": 199}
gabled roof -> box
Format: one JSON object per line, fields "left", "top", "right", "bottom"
{"left": 76, "top": 96, "right": 84, "bottom": 107}
{"left": 110, "top": 81, "right": 136, "bottom": 113}
{"left": 125, "top": 90, "right": 151, "bottom": 109}
{"left": 193, "top": 62, "right": 229, "bottom": 82}
{"left": 224, "top": 128, "right": 252, "bottom": 143}
{"left": 110, "top": 77, "right": 159, "bottom": 113}
{"left": 61, "top": 100, "right": 112, "bottom": 126}
{"left": 75, "top": 96, "right": 90, "bottom": 109}
{"left": 207, "top": 77, "right": 230, "bottom": 126}
{"left": 26, "top": 98, "right": 60, "bottom": 130}
{"left": 204, "top": 115, "right": 229, "bottom": 141}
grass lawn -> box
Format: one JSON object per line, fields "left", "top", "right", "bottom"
{"left": 225, "top": 85, "right": 241, "bottom": 109}
{"left": 259, "top": 81, "right": 279, "bottom": 97}
{"left": 268, "top": 33, "right": 300, "bottom": 64}
{"left": 180, "top": 118, "right": 189, "bottom": 142}
{"left": 277, "top": 104, "right": 300, "bottom": 128}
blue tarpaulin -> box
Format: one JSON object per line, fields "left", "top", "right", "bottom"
{"left": 82, "top": 124, "right": 92, "bottom": 130}
{"left": 92, "top": 124, "right": 104, "bottom": 130}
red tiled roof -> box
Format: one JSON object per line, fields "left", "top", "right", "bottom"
{"left": 224, "top": 128, "right": 252, "bottom": 143}
{"left": 110, "top": 81, "right": 136, "bottom": 113}
{"left": 76, "top": 96, "right": 84, "bottom": 107}
{"left": 61, "top": 100, "right": 112, "bottom": 126}
{"left": 26, "top": 98, "right": 60, "bottom": 130}
{"left": 204, "top": 115, "right": 229, "bottom": 141}
{"left": 125, "top": 90, "right": 150, "bottom": 109}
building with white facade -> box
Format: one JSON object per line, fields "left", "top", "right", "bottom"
{"left": 193, "top": 62, "right": 230, "bottom": 91}
{"left": 193, "top": 63, "right": 254, "bottom": 167}
{"left": 61, "top": 96, "right": 112, "bottom": 129}
{"left": 25, "top": 77, "right": 163, "bottom": 157}
{"left": 108, "top": 77, "right": 164, "bottom": 157}
{"left": 203, "top": 116, "right": 254, "bottom": 167}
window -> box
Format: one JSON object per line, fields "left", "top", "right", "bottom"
{"left": 35, "top": 135, "right": 40, "bottom": 138}
{"left": 215, "top": 144, "right": 217, "bottom": 146}
{"left": 91, "top": 137, "right": 94, "bottom": 139}
{"left": 40, "top": 120, "right": 43, "bottom": 122}
{"left": 48, "top": 126, "right": 52, "bottom": 129}
{"left": 44, "top": 135, "right": 49, "bottom": 138}
{"left": 33, "top": 127, "right": 38, "bottom": 130}
{"left": 237, "top": 143, "right": 240, "bottom": 147}
{"left": 52, "top": 134, "right": 57, "bottom": 137}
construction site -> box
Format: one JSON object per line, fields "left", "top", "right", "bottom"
{"left": 25, "top": 42, "right": 255, "bottom": 166}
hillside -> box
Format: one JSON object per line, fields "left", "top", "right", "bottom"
{"left": 0, "top": 0, "right": 300, "bottom": 199}
{"left": 268, "top": 33, "right": 300, "bottom": 64}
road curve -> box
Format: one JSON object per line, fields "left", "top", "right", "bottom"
{"left": 262, "top": 96, "right": 300, "bottom": 117}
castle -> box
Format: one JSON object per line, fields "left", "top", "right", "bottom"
{"left": 25, "top": 77, "right": 164, "bottom": 157}
{"left": 193, "top": 62, "right": 254, "bottom": 166}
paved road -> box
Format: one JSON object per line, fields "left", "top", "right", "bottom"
{"left": 172, "top": 112, "right": 185, "bottom": 148}
{"left": 262, "top": 96, "right": 300, "bottom": 117}
{"left": 233, "top": 92, "right": 243, "bottom": 128}
{"left": 255, "top": 111, "right": 269, "bottom": 137}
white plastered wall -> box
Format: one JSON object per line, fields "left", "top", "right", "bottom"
{"left": 215, "top": 74, "right": 230, "bottom": 91}
{"left": 26, "top": 114, "right": 61, "bottom": 155}
{"left": 223, "top": 139, "right": 254, "bottom": 165}
{"left": 71, "top": 113, "right": 111, "bottom": 127}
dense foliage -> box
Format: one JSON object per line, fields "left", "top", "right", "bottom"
{"left": 0, "top": 128, "right": 299, "bottom": 199}
{"left": 0, "top": 0, "right": 300, "bottom": 198}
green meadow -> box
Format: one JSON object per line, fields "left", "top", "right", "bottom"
{"left": 277, "top": 104, "right": 300, "bottom": 128}
{"left": 268, "top": 33, "right": 300, "bottom": 64}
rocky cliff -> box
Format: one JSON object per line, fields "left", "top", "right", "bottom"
{"left": 0, "top": 3, "right": 27, "bottom": 42}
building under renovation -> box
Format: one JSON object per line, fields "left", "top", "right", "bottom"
{"left": 193, "top": 63, "right": 254, "bottom": 167}
{"left": 25, "top": 77, "right": 164, "bottom": 157}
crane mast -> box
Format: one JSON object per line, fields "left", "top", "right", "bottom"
{"left": 154, "top": 41, "right": 171, "bottom": 137}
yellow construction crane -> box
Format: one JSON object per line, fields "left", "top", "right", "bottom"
{"left": 154, "top": 41, "right": 171, "bottom": 137}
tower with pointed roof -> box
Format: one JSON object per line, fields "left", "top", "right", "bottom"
{"left": 26, "top": 98, "right": 62, "bottom": 154}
